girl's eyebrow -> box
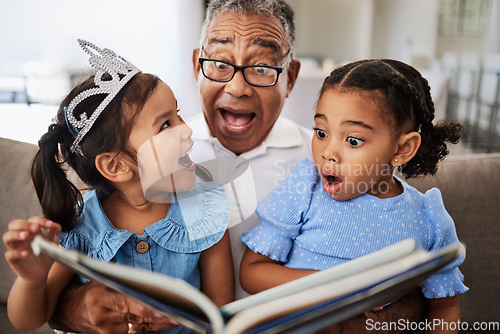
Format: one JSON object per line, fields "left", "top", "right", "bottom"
{"left": 155, "top": 100, "right": 178, "bottom": 123}
{"left": 153, "top": 110, "right": 174, "bottom": 125}
{"left": 342, "top": 120, "right": 374, "bottom": 131}
{"left": 314, "top": 114, "right": 375, "bottom": 131}
{"left": 314, "top": 114, "right": 374, "bottom": 131}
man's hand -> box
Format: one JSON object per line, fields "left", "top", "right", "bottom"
{"left": 50, "top": 279, "right": 179, "bottom": 334}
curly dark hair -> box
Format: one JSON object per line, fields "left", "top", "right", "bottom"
{"left": 318, "top": 59, "right": 465, "bottom": 179}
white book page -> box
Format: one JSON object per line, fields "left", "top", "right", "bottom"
{"left": 224, "top": 244, "right": 459, "bottom": 334}
{"left": 222, "top": 238, "right": 417, "bottom": 316}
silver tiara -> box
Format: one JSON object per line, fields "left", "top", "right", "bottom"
{"left": 66, "top": 39, "right": 141, "bottom": 153}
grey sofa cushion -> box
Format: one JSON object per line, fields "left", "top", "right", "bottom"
{"left": 0, "top": 138, "right": 53, "bottom": 333}
{"left": 0, "top": 138, "right": 41, "bottom": 302}
{"left": 406, "top": 153, "right": 500, "bottom": 324}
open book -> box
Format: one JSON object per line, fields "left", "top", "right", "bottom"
{"left": 32, "top": 237, "right": 463, "bottom": 334}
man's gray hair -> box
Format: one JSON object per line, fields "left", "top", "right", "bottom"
{"left": 200, "top": 0, "right": 295, "bottom": 55}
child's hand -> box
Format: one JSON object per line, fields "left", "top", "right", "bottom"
{"left": 3, "top": 217, "right": 62, "bottom": 283}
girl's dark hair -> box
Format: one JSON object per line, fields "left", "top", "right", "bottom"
{"left": 31, "top": 72, "right": 160, "bottom": 231}
{"left": 318, "top": 59, "right": 465, "bottom": 179}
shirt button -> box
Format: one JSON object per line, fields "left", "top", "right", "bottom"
{"left": 136, "top": 241, "right": 149, "bottom": 254}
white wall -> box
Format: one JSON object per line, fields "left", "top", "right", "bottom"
{"left": 0, "top": 0, "right": 204, "bottom": 115}
{"left": 288, "top": 0, "right": 374, "bottom": 64}
{"left": 1, "top": 0, "right": 498, "bottom": 120}
{"left": 288, "top": 0, "right": 438, "bottom": 65}
{"left": 288, "top": 0, "right": 498, "bottom": 66}
{"left": 371, "top": 0, "right": 439, "bottom": 64}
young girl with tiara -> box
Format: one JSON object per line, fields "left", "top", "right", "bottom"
{"left": 240, "top": 59, "right": 468, "bottom": 333}
{"left": 3, "top": 40, "right": 233, "bottom": 333}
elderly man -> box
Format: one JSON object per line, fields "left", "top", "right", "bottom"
{"left": 188, "top": 0, "right": 307, "bottom": 300}
{"left": 51, "top": 1, "right": 425, "bottom": 333}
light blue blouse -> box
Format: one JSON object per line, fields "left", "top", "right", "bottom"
{"left": 241, "top": 159, "right": 468, "bottom": 299}
{"left": 60, "top": 182, "right": 230, "bottom": 334}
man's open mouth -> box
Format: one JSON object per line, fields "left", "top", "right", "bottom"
{"left": 221, "top": 109, "right": 255, "bottom": 130}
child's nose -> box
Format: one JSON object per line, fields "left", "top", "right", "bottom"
{"left": 322, "top": 140, "right": 339, "bottom": 162}
{"left": 181, "top": 123, "right": 193, "bottom": 140}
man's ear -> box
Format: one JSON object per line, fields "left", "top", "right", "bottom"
{"left": 95, "top": 152, "right": 133, "bottom": 183}
{"left": 285, "top": 59, "right": 301, "bottom": 97}
{"left": 192, "top": 48, "right": 201, "bottom": 83}
{"left": 392, "top": 132, "right": 421, "bottom": 167}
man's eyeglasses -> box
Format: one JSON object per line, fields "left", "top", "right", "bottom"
{"left": 198, "top": 47, "right": 292, "bottom": 87}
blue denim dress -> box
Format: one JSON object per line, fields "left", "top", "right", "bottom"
{"left": 60, "top": 183, "right": 230, "bottom": 334}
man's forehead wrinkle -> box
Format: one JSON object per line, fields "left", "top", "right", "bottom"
{"left": 206, "top": 16, "right": 286, "bottom": 53}
{"left": 235, "top": 21, "right": 284, "bottom": 45}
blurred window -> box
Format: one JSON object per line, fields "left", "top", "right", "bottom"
{"left": 439, "top": 0, "right": 492, "bottom": 37}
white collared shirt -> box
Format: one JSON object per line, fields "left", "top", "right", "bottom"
{"left": 187, "top": 113, "right": 313, "bottom": 298}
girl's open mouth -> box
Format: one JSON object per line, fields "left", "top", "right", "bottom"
{"left": 178, "top": 148, "right": 195, "bottom": 170}
{"left": 322, "top": 173, "right": 343, "bottom": 194}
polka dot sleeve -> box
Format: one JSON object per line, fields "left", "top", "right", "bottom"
{"left": 419, "top": 188, "right": 469, "bottom": 298}
{"left": 240, "top": 159, "right": 318, "bottom": 262}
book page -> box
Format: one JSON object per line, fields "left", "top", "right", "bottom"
{"left": 222, "top": 238, "right": 417, "bottom": 316}
{"left": 32, "top": 236, "right": 224, "bottom": 334}
{"left": 223, "top": 243, "right": 461, "bottom": 334}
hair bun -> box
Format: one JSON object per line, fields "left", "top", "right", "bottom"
{"left": 38, "top": 123, "right": 63, "bottom": 146}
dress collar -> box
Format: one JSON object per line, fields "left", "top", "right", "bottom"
{"left": 63, "top": 184, "right": 230, "bottom": 261}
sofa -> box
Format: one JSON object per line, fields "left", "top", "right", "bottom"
{"left": 0, "top": 138, "right": 51, "bottom": 333}
{"left": 1, "top": 136, "right": 499, "bottom": 333}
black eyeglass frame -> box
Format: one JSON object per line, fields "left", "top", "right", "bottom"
{"left": 198, "top": 48, "right": 292, "bottom": 87}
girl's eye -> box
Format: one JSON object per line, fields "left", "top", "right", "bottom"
{"left": 160, "top": 120, "right": 170, "bottom": 131}
{"left": 314, "top": 128, "right": 328, "bottom": 139}
{"left": 160, "top": 109, "right": 181, "bottom": 131}
{"left": 347, "top": 136, "right": 364, "bottom": 147}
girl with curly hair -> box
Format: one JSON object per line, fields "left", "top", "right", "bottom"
{"left": 240, "top": 59, "right": 468, "bottom": 333}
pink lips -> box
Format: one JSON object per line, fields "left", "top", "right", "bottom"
{"left": 322, "top": 168, "right": 342, "bottom": 194}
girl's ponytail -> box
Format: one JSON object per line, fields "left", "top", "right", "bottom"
{"left": 31, "top": 123, "right": 82, "bottom": 231}
{"left": 401, "top": 120, "right": 465, "bottom": 178}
